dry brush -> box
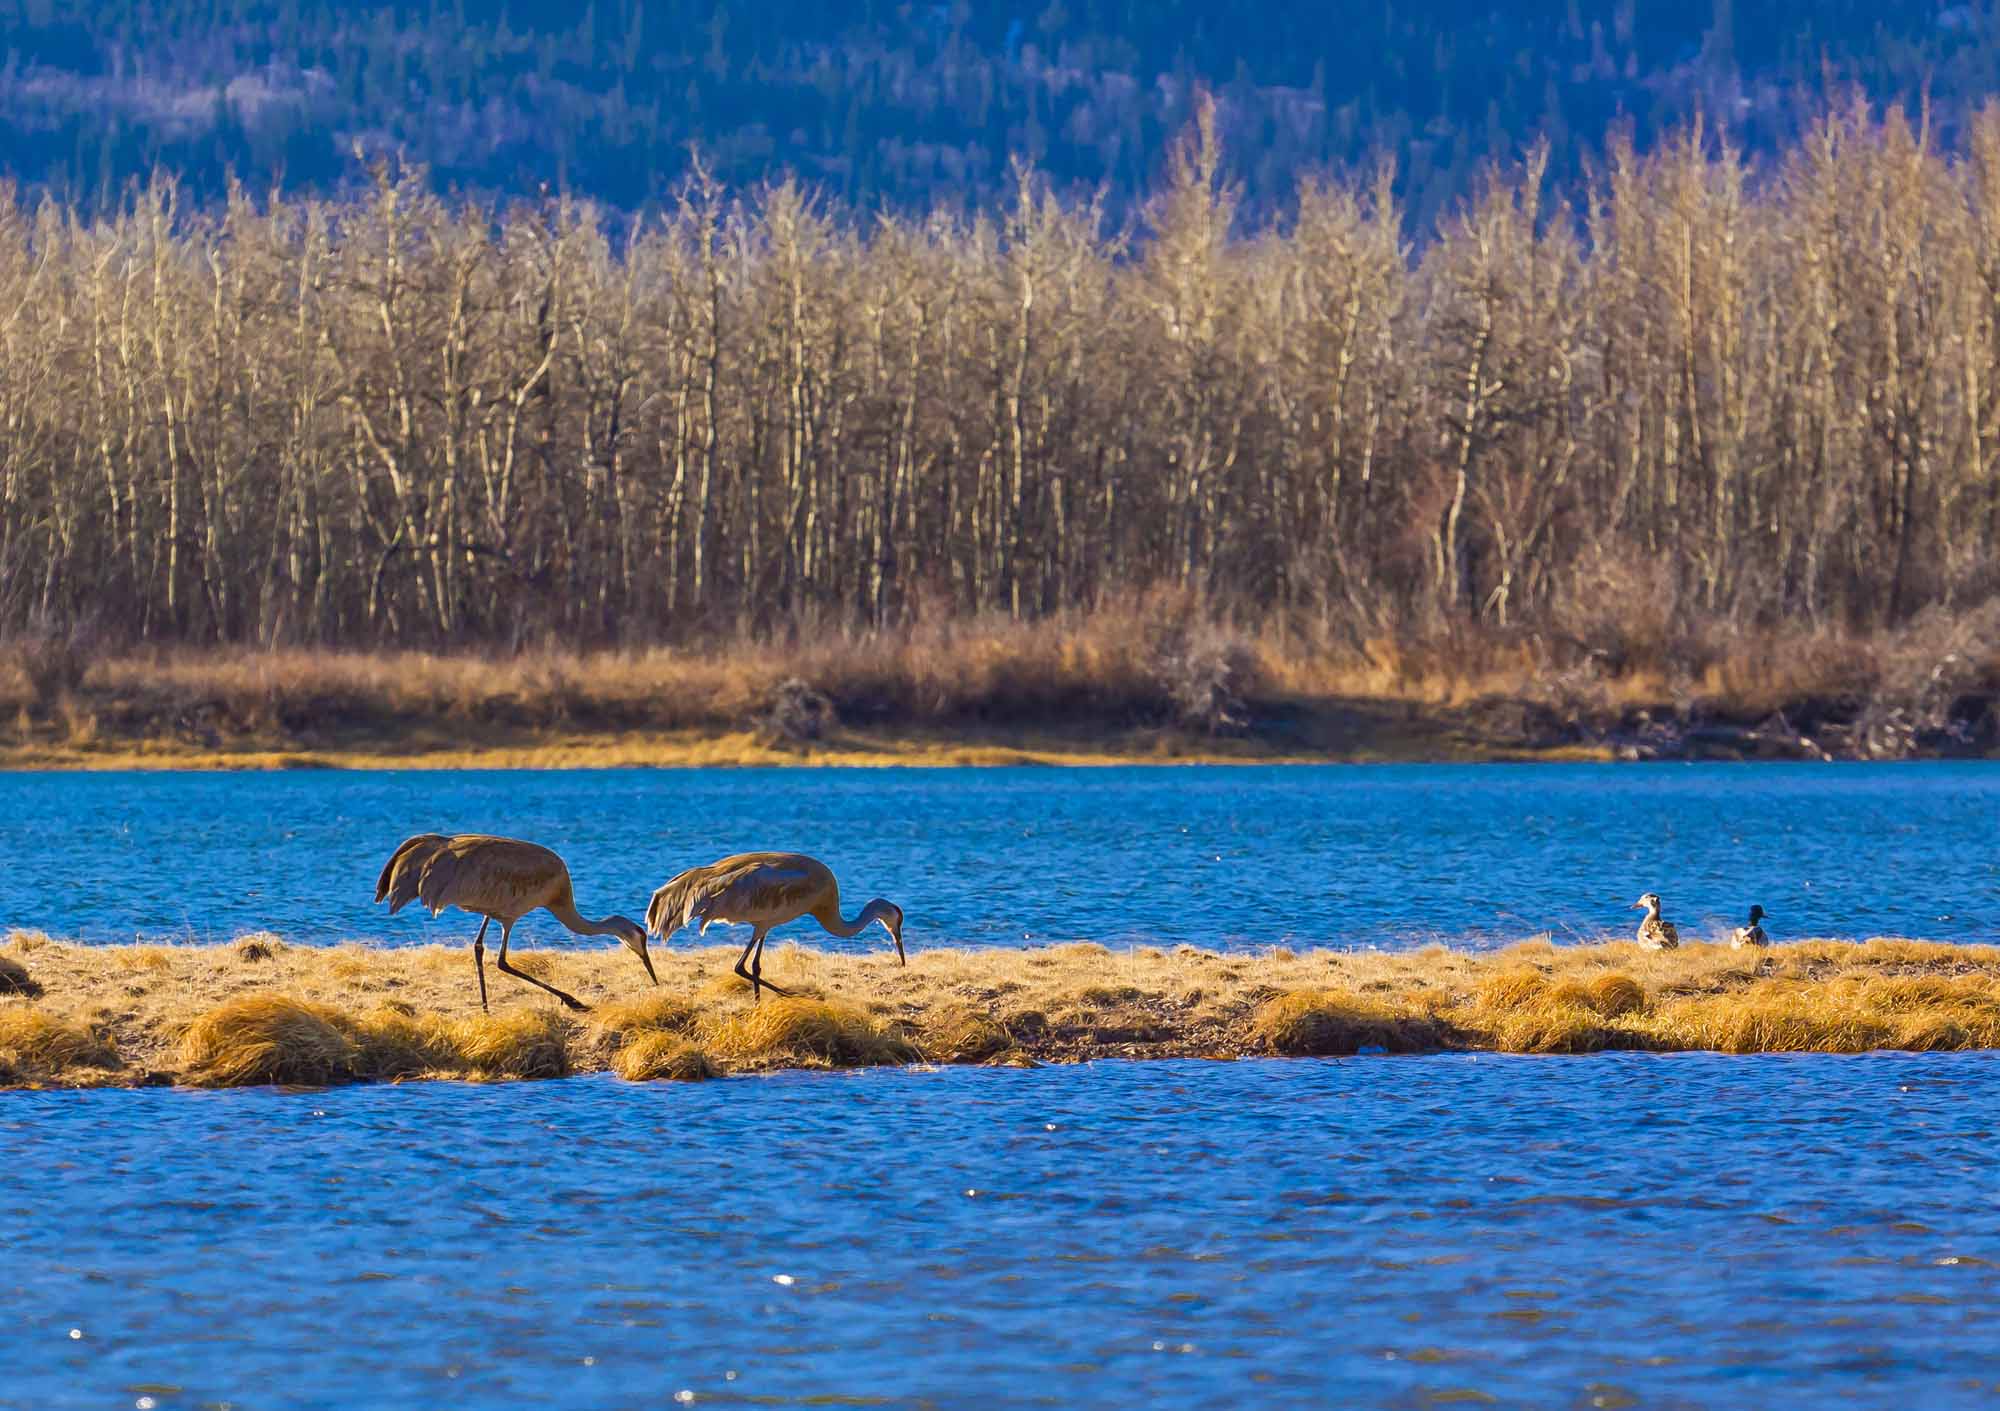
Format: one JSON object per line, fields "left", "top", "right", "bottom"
{"left": 5, "top": 932, "right": 2000, "bottom": 1088}
{"left": 0, "top": 101, "right": 1997, "bottom": 673}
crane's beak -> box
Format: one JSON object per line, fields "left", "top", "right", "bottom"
{"left": 635, "top": 937, "right": 659, "bottom": 986}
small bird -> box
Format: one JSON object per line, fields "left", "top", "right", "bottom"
{"left": 646, "top": 852, "right": 905, "bottom": 1000}
{"left": 1730, "top": 905, "right": 1770, "bottom": 949}
{"left": 375, "top": 834, "right": 655, "bottom": 1012}
{"left": 1631, "top": 892, "right": 1680, "bottom": 950}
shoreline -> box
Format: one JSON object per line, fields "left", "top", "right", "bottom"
{"left": 5, "top": 934, "right": 2000, "bottom": 1089}
{"left": 3, "top": 637, "right": 1993, "bottom": 770}
{"left": 0, "top": 725, "right": 1619, "bottom": 772}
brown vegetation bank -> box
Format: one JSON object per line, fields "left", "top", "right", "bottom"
{"left": 5, "top": 932, "right": 2000, "bottom": 1089}
{"left": 4, "top": 606, "right": 1998, "bottom": 769}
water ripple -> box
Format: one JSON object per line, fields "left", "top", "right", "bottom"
{"left": 0, "top": 762, "right": 1996, "bottom": 947}
{"left": 3, "top": 1054, "right": 1999, "bottom": 1408}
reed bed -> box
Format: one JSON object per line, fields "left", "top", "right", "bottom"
{"left": 5, "top": 931, "right": 2000, "bottom": 1087}
{"left": 6, "top": 606, "right": 1995, "bottom": 768}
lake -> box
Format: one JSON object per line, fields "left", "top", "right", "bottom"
{"left": 5, "top": 1052, "right": 1998, "bottom": 1409}
{"left": 5, "top": 762, "right": 1998, "bottom": 1407}
{"left": 0, "top": 762, "right": 1995, "bottom": 949}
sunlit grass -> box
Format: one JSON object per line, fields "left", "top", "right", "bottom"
{"left": 8, "top": 607, "right": 1989, "bottom": 770}
{"left": 0, "top": 953, "right": 40, "bottom": 996}
{"left": 1250, "top": 990, "right": 1444, "bottom": 1055}
{"left": 8, "top": 934, "right": 2000, "bottom": 1086}
{"left": 179, "top": 995, "right": 360, "bottom": 1087}
{"left": 613, "top": 1033, "right": 720, "bottom": 1082}
{"left": 0, "top": 1007, "right": 119, "bottom": 1083}
{"left": 703, "top": 997, "right": 919, "bottom": 1069}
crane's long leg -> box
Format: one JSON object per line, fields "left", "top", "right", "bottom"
{"left": 494, "top": 919, "right": 590, "bottom": 1012}
{"left": 734, "top": 926, "right": 793, "bottom": 1001}
{"left": 471, "top": 915, "right": 491, "bottom": 1013}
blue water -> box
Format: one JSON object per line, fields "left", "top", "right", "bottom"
{"left": 7, "top": 765, "right": 2000, "bottom": 1405}
{"left": 5, "top": 1054, "right": 1998, "bottom": 1409}
{"left": 0, "top": 763, "right": 1994, "bottom": 949}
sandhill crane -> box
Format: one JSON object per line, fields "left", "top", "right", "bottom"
{"left": 1730, "top": 905, "right": 1770, "bottom": 948}
{"left": 374, "top": 834, "right": 655, "bottom": 1012}
{"left": 646, "top": 852, "right": 905, "bottom": 1000}
{"left": 1631, "top": 892, "right": 1680, "bottom": 950}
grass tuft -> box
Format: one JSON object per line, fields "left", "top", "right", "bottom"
{"left": 1477, "top": 968, "right": 1549, "bottom": 1010}
{"left": 613, "top": 1033, "right": 720, "bottom": 1081}
{"left": 1655, "top": 986, "right": 1894, "bottom": 1054}
{"left": 705, "top": 997, "right": 918, "bottom": 1068}
{"left": 1586, "top": 973, "right": 1648, "bottom": 1017}
{"left": 0, "top": 954, "right": 41, "bottom": 997}
{"left": 0, "top": 1007, "right": 119, "bottom": 1081}
{"left": 179, "top": 995, "right": 358, "bottom": 1086}
{"left": 347, "top": 1008, "right": 457, "bottom": 1079}
{"left": 589, "top": 992, "right": 700, "bottom": 1049}
{"left": 921, "top": 1007, "right": 1017, "bottom": 1063}
{"left": 1487, "top": 1003, "right": 1626, "bottom": 1054}
{"left": 1251, "top": 989, "right": 1441, "bottom": 1056}
{"left": 442, "top": 1010, "right": 571, "bottom": 1079}
{"left": 233, "top": 933, "right": 284, "bottom": 962}
{"left": 504, "top": 952, "right": 558, "bottom": 980}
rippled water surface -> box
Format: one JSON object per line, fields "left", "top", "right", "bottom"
{"left": 0, "top": 762, "right": 1995, "bottom": 948}
{"left": 5, "top": 1054, "right": 1999, "bottom": 1409}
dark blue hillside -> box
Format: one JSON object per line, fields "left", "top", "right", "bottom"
{"left": 0, "top": 1, "right": 1990, "bottom": 219}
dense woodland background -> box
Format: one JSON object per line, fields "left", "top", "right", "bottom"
{"left": 0, "top": 4, "right": 1999, "bottom": 689}
{"left": 3, "top": 96, "right": 2000, "bottom": 657}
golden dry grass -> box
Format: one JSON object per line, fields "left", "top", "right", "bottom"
{"left": 703, "top": 997, "right": 919, "bottom": 1069}
{"left": 0, "top": 953, "right": 40, "bottom": 996}
{"left": 8, "top": 608, "right": 1986, "bottom": 770}
{"left": 177, "top": 995, "right": 576, "bottom": 1084}
{"left": 0, "top": 1007, "right": 120, "bottom": 1083}
{"left": 1251, "top": 990, "right": 1444, "bottom": 1055}
{"left": 7, "top": 934, "right": 2000, "bottom": 1086}
{"left": 234, "top": 933, "right": 284, "bottom": 963}
{"left": 179, "top": 996, "right": 360, "bottom": 1086}
{"left": 613, "top": 1034, "right": 720, "bottom": 1082}
{"left": 444, "top": 1011, "right": 571, "bottom": 1079}
{"left": 919, "top": 1006, "right": 1020, "bottom": 1063}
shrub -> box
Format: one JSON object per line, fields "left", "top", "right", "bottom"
{"left": 180, "top": 996, "right": 358, "bottom": 1086}
{"left": 613, "top": 1033, "right": 719, "bottom": 1081}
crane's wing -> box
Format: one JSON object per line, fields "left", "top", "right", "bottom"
{"left": 646, "top": 856, "right": 816, "bottom": 937}
{"left": 375, "top": 833, "right": 451, "bottom": 911}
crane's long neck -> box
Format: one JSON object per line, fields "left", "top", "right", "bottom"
{"left": 549, "top": 899, "right": 629, "bottom": 939}
{"left": 814, "top": 898, "right": 890, "bottom": 939}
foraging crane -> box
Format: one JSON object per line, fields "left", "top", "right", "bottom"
{"left": 1631, "top": 892, "right": 1681, "bottom": 950}
{"left": 646, "top": 852, "right": 905, "bottom": 1000}
{"left": 374, "top": 834, "right": 655, "bottom": 1012}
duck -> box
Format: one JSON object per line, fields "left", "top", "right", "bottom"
{"left": 1729, "top": 904, "right": 1769, "bottom": 949}
{"left": 1631, "top": 892, "right": 1680, "bottom": 950}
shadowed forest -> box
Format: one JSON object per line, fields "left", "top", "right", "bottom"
{"left": 3, "top": 98, "right": 2000, "bottom": 759}
{"left": 6, "top": 0, "right": 1997, "bottom": 225}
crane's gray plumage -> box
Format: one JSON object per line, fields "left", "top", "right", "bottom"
{"left": 375, "top": 833, "right": 655, "bottom": 1012}
{"left": 647, "top": 851, "right": 904, "bottom": 1000}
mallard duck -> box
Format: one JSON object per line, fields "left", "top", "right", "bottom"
{"left": 1631, "top": 892, "right": 1680, "bottom": 949}
{"left": 1729, "top": 905, "right": 1769, "bottom": 949}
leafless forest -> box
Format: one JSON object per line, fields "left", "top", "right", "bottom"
{"left": 4, "top": 99, "right": 2000, "bottom": 669}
